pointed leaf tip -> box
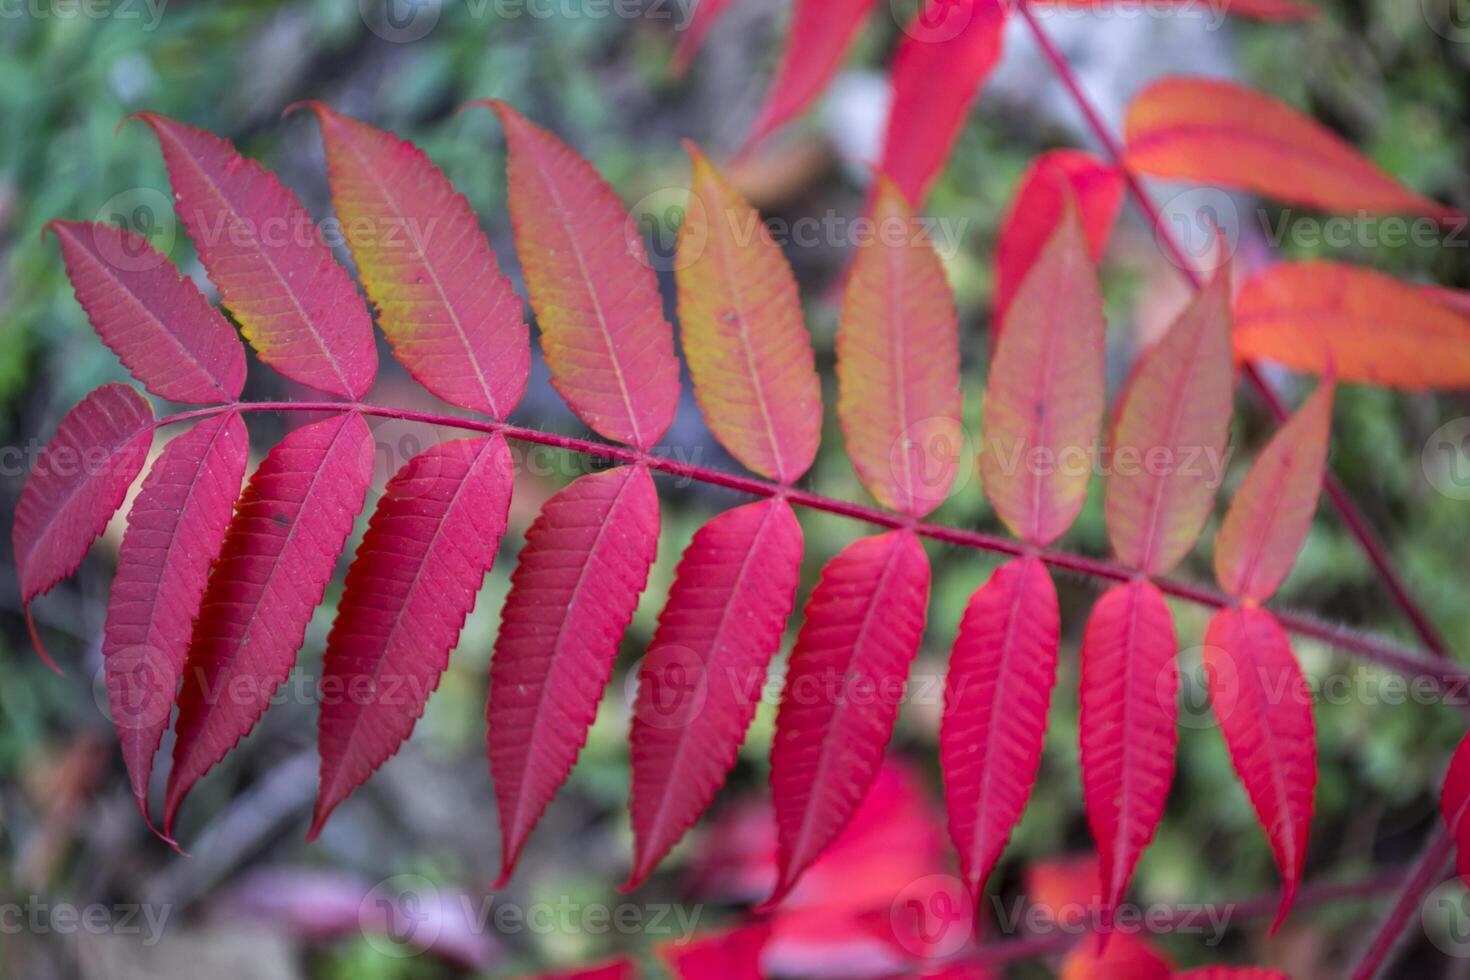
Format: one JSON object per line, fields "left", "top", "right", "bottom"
{"left": 134, "top": 113, "right": 377, "bottom": 399}
{"left": 838, "top": 178, "right": 962, "bottom": 516}
{"left": 1204, "top": 607, "right": 1315, "bottom": 933}
{"left": 493, "top": 105, "right": 680, "bottom": 448}
{"left": 768, "top": 531, "right": 930, "bottom": 903}
{"left": 627, "top": 498, "right": 802, "bottom": 888}
{"left": 942, "top": 557, "right": 1059, "bottom": 898}
{"left": 983, "top": 195, "right": 1106, "bottom": 546}
{"left": 14, "top": 383, "right": 154, "bottom": 607}
{"left": 165, "top": 412, "right": 374, "bottom": 835}
{"left": 312, "top": 435, "right": 515, "bottom": 837}
{"left": 676, "top": 146, "right": 822, "bottom": 482}
{"left": 306, "top": 104, "right": 529, "bottom": 418}
{"left": 1079, "top": 580, "right": 1178, "bottom": 928}
{"left": 1214, "top": 378, "right": 1333, "bottom": 601}
{"left": 488, "top": 466, "right": 659, "bottom": 884}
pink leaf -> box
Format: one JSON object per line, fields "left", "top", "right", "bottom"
{"left": 1105, "top": 264, "right": 1234, "bottom": 576}
{"left": 102, "top": 412, "right": 248, "bottom": 828}
{"left": 880, "top": 0, "right": 1008, "bottom": 206}
{"left": 1214, "top": 378, "right": 1334, "bottom": 602}
{"left": 488, "top": 465, "right": 660, "bottom": 884}
{"left": 1172, "top": 970, "right": 1290, "bottom": 980}
{"left": 1079, "top": 580, "right": 1178, "bottom": 933}
{"left": 297, "top": 103, "right": 529, "bottom": 418}
{"left": 941, "top": 556, "right": 1059, "bottom": 898}
{"left": 47, "top": 221, "right": 245, "bottom": 403}
{"left": 1444, "top": 731, "right": 1470, "bottom": 888}
{"left": 1203, "top": 606, "right": 1315, "bottom": 933}
{"left": 540, "top": 960, "right": 639, "bottom": 980}
{"left": 993, "top": 150, "right": 1123, "bottom": 329}
{"left": 743, "top": 0, "right": 876, "bottom": 151}
{"left": 837, "top": 176, "right": 963, "bottom": 517}
{"left": 312, "top": 435, "right": 515, "bottom": 837}
{"left": 131, "top": 113, "right": 378, "bottom": 399}
{"left": 485, "top": 101, "right": 680, "bottom": 449}
{"left": 981, "top": 196, "right": 1106, "bottom": 546}
{"left": 14, "top": 383, "right": 154, "bottom": 605}
{"left": 165, "top": 412, "right": 375, "bottom": 834}
{"left": 626, "top": 498, "right": 803, "bottom": 889}
{"left": 766, "top": 530, "right": 930, "bottom": 905}
{"left": 656, "top": 921, "right": 772, "bottom": 979}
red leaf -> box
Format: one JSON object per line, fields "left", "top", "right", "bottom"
{"left": 880, "top": 0, "right": 1008, "bottom": 206}
{"left": 626, "top": 498, "right": 802, "bottom": 889}
{"left": 1060, "top": 932, "right": 1174, "bottom": 980}
{"left": 1036, "top": 0, "right": 1316, "bottom": 19}
{"left": 676, "top": 145, "right": 822, "bottom": 482}
{"left": 102, "top": 412, "right": 248, "bottom": 828}
{"left": 130, "top": 114, "right": 378, "bottom": 399}
{"left": 941, "top": 556, "right": 1059, "bottom": 898}
{"left": 1443, "top": 731, "right": 1470, "bottom": 888}
{"left": 1234, "top": 261, "right": 1470, "bottom": 390}
{"left": 1105, "top": 265, "right": 1234, "bottom": 576}
{"left": 993, "top": 150, "right": 1122, "bottom": 329}
{"left": 837, "top": 176, "right": 963, "bottom": 517}
{"left": 743, "top": 0, "right": 876, "bottom": 151}
{"left": 297, "top": 104, "right": 529, "bottom": 418}
{"left": 14, "top": 383, "right": 154, "bottom": 605}
{"left": 766, "top": 530, "right": 930, "bottom": 905}
{"left": 1204, "top": 607, "right": 1315, "bottom": 931}
{"left": 656, "top": 921, "right": 772, "bottom": 980}
{"left": 1172, "top": 970, "right": 1290, "bottom": 980}
{"left": 485, "top": 102, "right": 680, "bottom": 449}
{"left": 47, "top": 221, "right": 245, "bottom": 403}
{"left": 1124, "top": 76, "right": 1458, "bottom": 219}
{"left": 982, "top": 197, "right": 1106, "bottom": 546}
{"left": 165, "top": 412, "right": 375, "bottom": 833}
{"left": 670, "top": 0, "right": 735, "bottom": 76}
{"left": 1214, "top": 378, "right": 1334, "bottom": 602}
{"left": 1079, "top": 580, "right": 1178, "bottom": 932}
{"left": 312, "top": 435, "right": 515, "bottom": 837}
{"left": 488, "top": 465, "right": 660, "bottom": 884}
{"left": 539, "top": 959, "right": 639, "bottom": 980}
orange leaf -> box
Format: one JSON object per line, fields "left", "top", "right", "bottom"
{"left": 1214, "top": 377, "right": 1333, "bottom": 602}
{"left": 1059, "top": 930, "right": 1174, "bottom": 980}
{"left": 1234, "top": 261, "right": 1470, "bottom": 390}
{"left": 297, "top": 104, "right": 529, "bottom": 419}
{"left": 982, "top": 196, "right": 1106, "bottom": 546}
{"left": 837, "top": 176, "right": 963, "bottom": 517}
{"left": 1125, "top": 76, "right": 1458, "bottom": 219}
{"left": 676, "top": 143, "right": 822, "bottom": 482}
{"left": 1105, "top": 266, "right": 1234, "bottom": 576}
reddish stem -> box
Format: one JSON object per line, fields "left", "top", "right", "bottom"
{"left": 1016, "top": 1, "right": 1450, "bottom": 660}
{"left": 1347, "top": 829, "right": 1455, "bottom": 979}
{"left": 153, "top": 401, "right": 1461, "bottom": 694}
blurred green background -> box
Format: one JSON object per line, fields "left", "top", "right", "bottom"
{"left": 2, "top": 0, "right": 1469, "bottom": 976}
